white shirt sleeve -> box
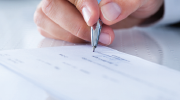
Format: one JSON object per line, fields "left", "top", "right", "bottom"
{"left": 155, "top": 0, "right": 180, "bottom": 25}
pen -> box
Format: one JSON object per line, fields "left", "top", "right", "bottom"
{"left": 91, "top": 19, "right": 102, "bottom": 52}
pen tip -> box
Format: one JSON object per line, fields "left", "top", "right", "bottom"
{"left": 93, "top": 46, "right": 96, "bottom": 52}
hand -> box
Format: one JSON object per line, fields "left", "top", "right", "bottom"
{"left": 34, "top": 0, "right": 164, "bottom": 45}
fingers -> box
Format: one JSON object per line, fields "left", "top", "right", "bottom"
{"left": 68, "top": 0, "right": 100, "bottom": 26}
{"left": 99, "top": 25, "right": 115, "bottom": 46}
{"left": 41, "top": 0, "right": 92, "bottom": 41}
{"left": 38, "top": 27, "right": 85, "bottom": 43}
{"left": 37, "top": 27, "right": 56, "bottom": 39}
{"left": 34, "top": 0, "right": 164, "bottom": 46}
{"left": 99, "top": 0, "right": 145, "bottom": 25}
{"left": 34, "top": 0, "right": 114, "bottom": 45}
{"left": 34, "top": 2, "right": 85, "bottom": 43}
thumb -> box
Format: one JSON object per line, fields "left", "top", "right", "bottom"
{"left": 69, "top": 0, "right": 100, "bottom": 26}
{"left": 99, "top": 0, "right": 145, "bottom": 25}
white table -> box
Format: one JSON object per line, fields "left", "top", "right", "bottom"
{"left": 0, "top": 0, "right": 180, "bottom": 100}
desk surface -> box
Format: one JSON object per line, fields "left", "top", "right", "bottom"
{"left": 0, "top": 1, "right": 180, "bottom": 100}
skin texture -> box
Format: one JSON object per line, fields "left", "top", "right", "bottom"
{"left": 34, "top": 0, "right": 164, "bottom": 45}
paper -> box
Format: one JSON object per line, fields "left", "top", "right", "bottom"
{"left": 0, "top": 65, "right": 49, "bottom": 100}
{"left": 0, "top": 45, "right": 180, "bottom": 100}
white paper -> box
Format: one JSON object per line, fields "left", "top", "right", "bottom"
{"left": 0, "top": 45, "right": 180, "bottom": 100}
{"left": 0, "top": 65, "right": 49, "bottom": 100}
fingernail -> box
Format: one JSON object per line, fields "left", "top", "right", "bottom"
{"left": 101, "top": 2, "right": 121, "bottom": 21}
{"left": 82, "top": 7, "right": 91, "bottom": 23}
{"left": 99, "top": 33, "right": 111, "bottom": 45}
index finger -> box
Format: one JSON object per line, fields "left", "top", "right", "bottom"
{"left": 68, "top": 0, "right": 100, "bottom": 26}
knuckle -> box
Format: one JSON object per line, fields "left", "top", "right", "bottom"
{"left": 68, "top": 0, "right": 83, "bottom": 10}
{"left": 34, "top": 9, "right": 44, "bottom": 27}
{"left": 41, "top": 0, "right": 53, "bottom": 15}
{"left": 73, "top": 24, "right": 90, "bottom": 41}
{"left": 69, "top": 0, "right": 79, "bottom": 6}
{"left": 74, "top": 25, "right": 82, "bottom": 36}
{"left": 74, "top": 0, "right": 82, "bottom": 8}
{"left": 74, "top": 24, "right": 86, "bottom": 37}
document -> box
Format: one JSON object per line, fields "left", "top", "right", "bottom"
{"left": 0, "top": 45, "right": 180, "bottom": 100}
{"left": 0, "top": 64, "right": 49, "bottom": 100}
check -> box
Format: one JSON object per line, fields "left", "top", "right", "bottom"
{"left": 0, "top": 45, "right": 180, "bottom": 100}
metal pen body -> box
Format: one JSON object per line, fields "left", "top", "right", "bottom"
{"left": 91, "top": 19, "right": 102, "bottom": 52}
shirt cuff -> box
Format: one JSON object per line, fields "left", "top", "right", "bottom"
{"left": 154, "top": 0, "right": 180, "bottom": 26}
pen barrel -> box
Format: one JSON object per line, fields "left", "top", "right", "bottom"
{"left": 91, "top": 19, "right": 102, "bottom": 47}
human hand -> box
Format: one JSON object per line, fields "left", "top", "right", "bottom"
{"left": 34, "top": 0, "right": 164, "bottom": 45}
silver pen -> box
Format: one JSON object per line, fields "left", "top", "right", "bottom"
{"left": 91, "top": 19, "right": 103, "bottom": 52}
